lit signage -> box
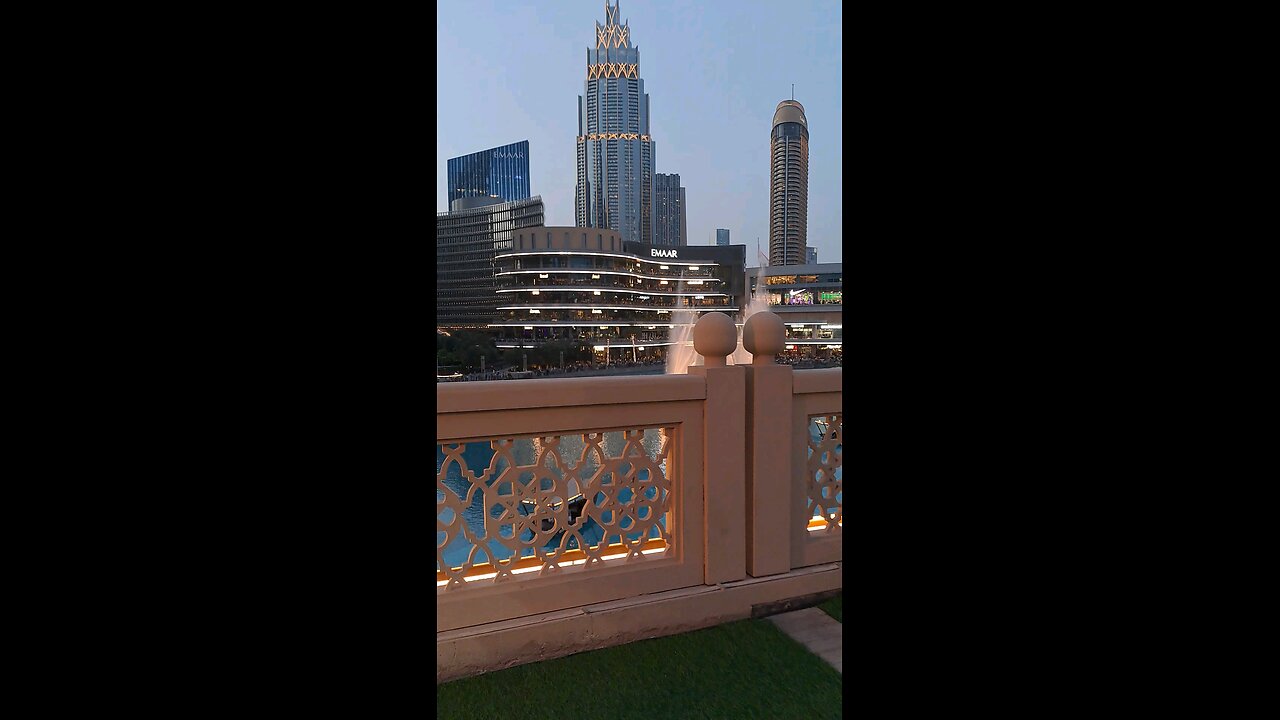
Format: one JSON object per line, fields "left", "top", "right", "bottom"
{"left": 651, "top": 249, "right": 678, "bottom": 258}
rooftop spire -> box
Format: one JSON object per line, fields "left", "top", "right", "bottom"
{"left": 596, "top": 0, "right": 631, "bottom": 48}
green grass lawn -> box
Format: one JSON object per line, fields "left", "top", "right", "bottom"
{"left": 818, "top": 593, "right": 842, "bottom": 623}
{"left": 437, "top": 618, "right": 842, "bottom": 720}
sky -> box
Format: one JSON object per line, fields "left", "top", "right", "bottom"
{"left": 437, "top": 0, "right": 842, "bottom": 265}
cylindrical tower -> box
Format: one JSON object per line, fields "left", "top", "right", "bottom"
{"left": 769, "top": 100, "right": 809, "bottom": 267}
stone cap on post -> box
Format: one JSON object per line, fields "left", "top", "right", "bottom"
{"left": 743, "top": 311, "right": 785, "bottom": 365}
{"left": 693, "top": 312, "right": 737, "bottom": 368}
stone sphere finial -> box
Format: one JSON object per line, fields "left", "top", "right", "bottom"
{"left": 743, "top": 311, "right": 785, "bottom": 365}
{"left": 693, "top": 312, "right": 737, "bottom": 367}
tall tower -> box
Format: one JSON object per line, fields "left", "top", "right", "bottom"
{"left": 575, "top": 1, "right": 654, "bottom": 245}
{"left": 654, "top": 173, "right": 686, "bottom": 246}
{"left": 769, "top": 100, "right": 809, "bottom": 266}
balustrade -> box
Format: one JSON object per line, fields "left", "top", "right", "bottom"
{"left": 437, "top": 310, "right": 842, "bottom": 674}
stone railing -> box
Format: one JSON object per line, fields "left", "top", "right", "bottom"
{"left": 437, "top": 310, "right": 842, "bottom": 680}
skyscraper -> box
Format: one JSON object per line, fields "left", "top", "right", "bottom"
{"left": 769, "top": 100, "right": 809, "bottom": 266}
{"left": 436, "top": 196, "right": 544, "bottom": 328}
{"left": 716, "top": 229, "right": 730, "bottom": 246}
{"left": 447, "top": 141, "right": 530, "bottom": 206}
{"left": 807, "top": 247, "right": 818, "bottom": 264}
{"left": 575, "top": 1, "right": 654, "bottom": 245}
{"left": 653, "top": 173, "right": 686, "bottom": 246}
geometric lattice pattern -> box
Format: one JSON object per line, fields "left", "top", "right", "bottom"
{"left": 437, "top": 427, "right": 674, "bottom": 590}
{"left": 588, "top": 62, "right": 639, "bottom": 79}
{"left": 804, "top": 414, "right": 842, "bottom": 534}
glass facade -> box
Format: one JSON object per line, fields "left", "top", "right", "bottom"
{"left": 717, "top": 229, "right": 730, "bottom": 246}
{"left": 447, "top": 141, "right": 531, "bottom": 206}
{"left": 436, "top": 196, "right": 544, "bottom": 328}
{"left": 575, "top": 1, "right": 654, "bottom": 245}
{"left": 653, "top": 173, "right": 686, "bottom": 246}
{"left": 770, "top": 101, "right": 809, "bottom": 266}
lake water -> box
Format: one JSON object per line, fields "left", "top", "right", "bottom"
{"left": 437, "top": 428, "right": 669, "bottom": 570}
{"left": 438, "top": 419, "right": 842, "bottom": 572}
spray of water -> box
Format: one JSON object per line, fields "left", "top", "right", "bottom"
{"left": 728, "top": 292, "right": 772, "bottom": 366}
{"left": 666, "top": 270, "right": 774, "bottom": 373}
{"left": 666, "top": 268, "right": 698, "bottom": 374}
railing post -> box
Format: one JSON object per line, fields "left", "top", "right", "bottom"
{"left": 742, "top": 311, "right": 794, "bottom": 577}
{"left": 689, "top": 312, "right": 746, "bottom": 585}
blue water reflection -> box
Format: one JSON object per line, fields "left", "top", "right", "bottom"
{"left": 808, "top": 416, "right": 843, "bottom": 513}
{"left": 437, "top": 430, "right": 668, "bottom": 571}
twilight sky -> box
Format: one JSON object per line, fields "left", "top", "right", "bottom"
{"left": 437, "top": 0, "right": 842, "bottom": 265}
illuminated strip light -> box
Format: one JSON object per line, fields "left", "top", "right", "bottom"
{"left": 778, "top": 340, "right": 843, "bottom": 344}
{"left": 806, "top": 517, "right": 843, "bottom": 533}
{"left": 497, "top": 271, "right": 722, "bottom": 282}
{"left": 586, "top": 63, "right": 638, "bottom": 79}
{"left": 494, "top": 251, "right": 714, "bottom": 267}
{"left": 577, "top": 131, "right": 651, "bottom": 141}
{"left": 437, "top": 545, "right": 668, "bottom": 586}
{"left": 498, "top": 341, "right": 682, "bottom": 348}
{"left": 822, "top": 324, "right": 842, "bottom": 329}
{"left": 498, "top": 306, "right": 741, "bottom": 313}
{"left": 496, "top": 288, "right": 727, "bottom": 298}
{"left": 487, "top": 322, "right": 699, "bottom": 328}
{"left": 490, "top": 322, "right": 641, "bottom": 327}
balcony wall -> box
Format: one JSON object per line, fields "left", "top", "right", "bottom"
{"left": 437, "top": 311, "right": 842, "bottom": 682}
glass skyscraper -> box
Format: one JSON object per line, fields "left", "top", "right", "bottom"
{"left": 575, "top": 1, "right": 654, "bottom": 245}
{"left": 447, "top": 141, "right": 531, "bottom": 207}
{"left": 653, "top": 173, "right": 686, "bottom": 246}
{"left": 717, "top": 229, "right": 730, "bottom": 246}
{"left": 436, "top": 196, "right": 544, "bottom": 328}
{"left": 770, "top": 100, "right": 809, "bottom": 266}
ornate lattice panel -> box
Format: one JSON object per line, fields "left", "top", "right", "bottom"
{"left": 437, "top": 427, "right": 674, "bottom": 590}
{"left": 805, "top": 414, "right": 843, "bottom": 534}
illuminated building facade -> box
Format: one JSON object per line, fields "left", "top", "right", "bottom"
{"left": 491, "top": 226, "right": 745, "bottom": 358}
{"left": 747, "top": 262, "right": 842, "bottom": 358}
{"left": 575, "top": 1, "right": 654, "bottom": 245}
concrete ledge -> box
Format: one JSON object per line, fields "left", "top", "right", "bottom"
{"left": 438, "top": 374, "right": 706, "bottom": 413}
{"left": 793, "top": 367, "right": 841, "bottom": 394}
{"left": 750, "top": 587, "right": 841, "bottom": 619}
{"left": 437, "top": 562, "right": 842, "bottom": 684}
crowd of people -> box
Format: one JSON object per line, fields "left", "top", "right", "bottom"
{"left": 438, "top": 354, "right": 842, "bottom": 382}
{"left": 776, "top": 355, "right": 843, "bottom": 368}
{"left": 440, "top": 357, "right": 667, "bottom": 383}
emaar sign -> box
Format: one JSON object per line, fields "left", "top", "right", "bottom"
{"left": 651, "top": 249, "right": 679, "bottom": 258}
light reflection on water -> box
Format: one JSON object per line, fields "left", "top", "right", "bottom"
{"left": 808, "top": 417, "right": 843, "bottom": 516}
{"left": 437, "top": 429, "right": 668, "bottom": 570}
